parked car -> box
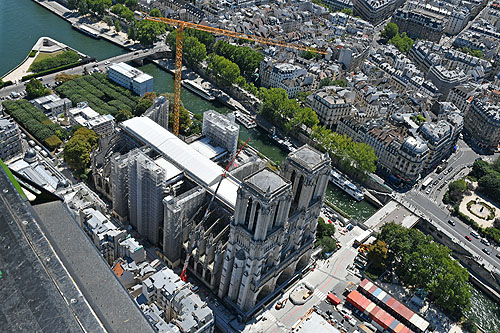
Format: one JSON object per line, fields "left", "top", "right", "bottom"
{"left": 28, "top": 140, "right": 35, "bottom": 147}
{"left": 438, "top": 175, "right": 444, "bottom": 180}
{"left": 433, "top": 180, "right": 439, "bottom": 185}
{"left": 448, "top": 220, "right": 456, "bottom": 226}
{"left": 470, "top": 232, "right": 480, "bottom": 239}
{"left": 481, "top": 238, "right": 490, "bottom": 246}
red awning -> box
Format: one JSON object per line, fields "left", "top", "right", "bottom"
{"left": 327, "top": 293, "right": 341, "bottom": 305}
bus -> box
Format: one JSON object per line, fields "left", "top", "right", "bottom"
{"left": 421, "top": 177, "right": 433, "bottom": 189}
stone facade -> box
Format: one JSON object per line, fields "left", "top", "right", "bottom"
{"left": 218, "top": 145, "right": 330, "bottom": 316}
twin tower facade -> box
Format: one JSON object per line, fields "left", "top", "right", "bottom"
{"left": 218, "top": 145, "right": 331, "bottom": 315}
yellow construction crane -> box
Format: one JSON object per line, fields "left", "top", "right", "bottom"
{"left": 136, "top": 12, "right": 327, "bottom": 136}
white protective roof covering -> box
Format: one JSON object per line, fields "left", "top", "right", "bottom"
{"left": 189, "top": 137, "right": 226, "bottom": 160}
{"left": 122, "top": 117, "right": 239, "bottom": 207}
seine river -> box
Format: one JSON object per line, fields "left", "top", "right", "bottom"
{"left": 1, "top": 1, "right": 498, "bottom": 328}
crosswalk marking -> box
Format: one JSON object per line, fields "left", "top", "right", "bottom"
{"left": 313, "top": 289, "right": 327, "bottom": 300}
{"left": 264, "top": 312, "right": 278, "bottom": 323}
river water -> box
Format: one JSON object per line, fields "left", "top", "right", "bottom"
{"left": 1, "top": 1, "right": 497, "bottom": 325}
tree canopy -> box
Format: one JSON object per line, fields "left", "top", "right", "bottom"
{"left": 26, "top": 79, "right": 50, "bottom": 99}
{"left": 64, "top": 127, "right": 98, "bottom": 173}
{"left": 183, "top": 36, "right": 207, "bottom": 68}
{"left": 207, "top": 54, "right": 240, "bottom": 87}
{"left": 377, "top": 222, "right": 471, "bottom": 318}
{"left": 135, "top": 20, "right": 165, "bottom": 45}
{"left": 316, "top": 217, "right": 337, "bottom": 254}
{"left": 258, "top": 87, "right": 319, "bottom": 134}
{"left": 310, "top": 125, "right": 377, "bottom": 177}
{"left": 367, "top": 240, "right": 388, "bottom": 270}
{"left": 381, "top": 22, "right": 399, "bottom": 40}
{"left": 213, "top": 40, "right": 264, "bottom": 78}
{"left": 111, "top": 3, "right": 135, "bottom": 22}
{"left": 149, "top": 8, "right": 162, "bottom": 17}
{"left": 470, "top": 158, "right": 500, "bottom": 203}
{"left": 68, "top": 0, "right": 112, "bottom": 16}
{"left": 445, "top": 179, "right": 467, "bottom": 204}
{"left": 2, "top": 100, "right": 66, "bottom": 149}
{"left": 318, "top": 78, "right": 347, "bottom": 88}
{"left": 389, "top": 32, "right": 414, "bottom": 54}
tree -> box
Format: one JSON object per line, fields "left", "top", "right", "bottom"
{"left": 142, "top": 91, "right": 157, "bottom": 102}
{"left": 90, "top": 0, "right": 112, "bottom": 16}
{"left": 103, "top": 15, "right": 113, "bottom": 27}
{"left": 63, "top": 127, "right": 98, "bottom": 173}
{"left": 478, "top": 173, "right": 500, "bottom": 202}
{"left": 492, "top": 156, "right": 500, "bottom": 173}
{"left": 136, "top": 20, "right": 165, "bottom": 45}
{"left": 125, "top": 0, "right": 138, "bottom": 10}
{"left": 207, "top": 54, "right": 240, "bottom": 87}
{"left": 213, "top": 40, "right": 264, "bottom": 78}
{"left": 340, "top": 8, "right": 353, "bottom": 16}
{"left": 367, "top": 240, "right": 388, "bottom": 270}
{"left": 310, "top": 125, "right": 377, "bottom": 177}
{"left": 389, "top": 32, "right": 414, "bottom": 53}
{"left": 448, "top": 179, "right": 467, "bottom": 202}
{"left": 381, "top": 22, "right": 399, "bottom": 40}
{"left": 168, "top": 107, "right": 191, "bottom": 134}
{"left": 115, "top": 109, "right": 133, "bottom": 122}
{"left": 149, "top": 8, "right": 162, "bottom": 17}
{"left": 377, "top": 222, "right": 471, "bottom": 317}
{"left": 68, "top": 0, "right": 78, "bottom": 9}
{"left": 318, "top": 236, "right": 337, "bottom": 254}
{"left": 134, "top": 98, "right": 153, "bottom": 116}
{"left": 127, "top": 23, "right": 137, "bottom": 40}
{"left": 26, "top": 79, "right": 50, "bottom": 99}
{"left": 301, "top": 50, "right": 315, "bottom": 60}
{"left": 114, "top": 20, "right": 121, "bottom": 32}
{"left": 78, "top": 0, "right": 89, "bottom": 15}
{"left": 183, "top": 36, "right": 207, "bottom": 68}
{"left": 316, "top": 217, "right": 335, "bottom": 239}
{"left": 286, "top": 106, "right": 319, "bottom": 132}
{"left": 296, "top": 91, "right": 311, "bottom": 103}
{"left": 462, "top": 318, "right": 477, "bottom": 333}
{"left": 235, "top": 76, "right": 247, "bottom": 87}
{"left": 471, "top": 159, "right": 491, "bottom": 179}
{"left": 319, "top": 78, "right": 347, "bottom": 88}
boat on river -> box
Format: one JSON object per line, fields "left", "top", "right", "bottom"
{"left": 181, "top": 80, "right": 215, "bottom": 101}
{"left": 234, "top": 111, "right": 256, "bottom": 129}
{"left": 329, "top": 169, "right": 364, "bottom": 201}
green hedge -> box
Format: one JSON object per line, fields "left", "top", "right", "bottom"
{"left": 22, "top": 61, "right": 82, "bottom": 81}
{"left": 0, "top": 80, "right": 13, "bottom": 89}
{"left": 29, "top": 50, "right": 37, "bottom": 57}
{"left": 1, "top": 100, "right": 65, "bottom": 150}
{"left": 30, "top": 50, "right": 80, "bottom": 73}
{"left": 55, "top": 73, "right": 140, "bottom": 117}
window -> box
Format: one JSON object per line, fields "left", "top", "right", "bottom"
{"left": 244, "top": 197, "right": 252, "bottom": 225}
{"left": 251, "top": 202, "right": 260, "bottom": 234}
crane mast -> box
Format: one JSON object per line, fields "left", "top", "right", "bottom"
{"left": 136, "top": 12, "right": 327, "bottom": 136}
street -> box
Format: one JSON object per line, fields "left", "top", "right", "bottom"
{"left": 0, "top": 46, "right": 163, "bottom": 98}
{"left": 401, "top": 140, "right": 500, "bottom": 268}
